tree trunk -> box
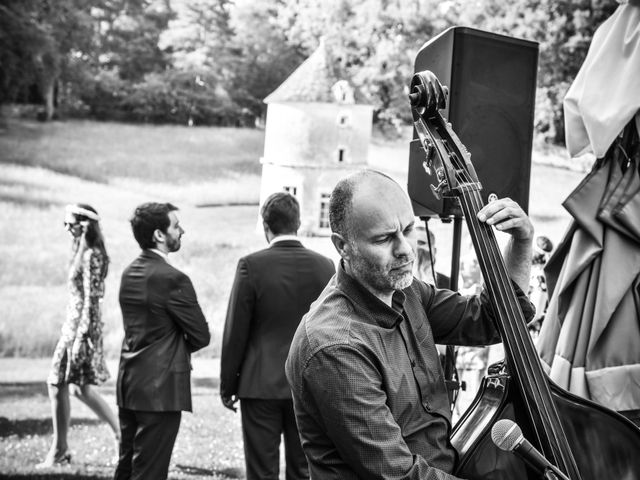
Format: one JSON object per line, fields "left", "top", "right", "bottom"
{"left": 42, "top": 77, "right": 56, "bottom": 121}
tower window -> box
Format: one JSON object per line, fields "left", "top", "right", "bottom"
{"left": 283, "top": 186, "right": 297, "bottom": 196}
{"left": 319, "top": 193, "right": 331, "bottom": 229}
{"left": 337, "top": 112, "right": 352, "bottom": 127}
{"left": 337, "top": 148, "right": 346, "bottom": 163}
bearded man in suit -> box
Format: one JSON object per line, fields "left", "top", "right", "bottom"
{"left": 115, "top": 202, "right": 210, "bottom": 480}
{"left": 220, "top": 192, "right": 335, "bottom": 480}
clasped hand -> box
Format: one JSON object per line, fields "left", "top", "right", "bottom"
{"left": 221, "top": 394, "right": 239, "bottom": 412}
{"left": 477, "top": 197, "right": 534, "bottom": 241}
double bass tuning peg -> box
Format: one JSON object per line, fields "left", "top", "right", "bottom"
{"left": 408, "top": 70, "right": 448, "bottom": 117}
{"left": 430, "top": 169, "right": 448, "bottom": 200}
{"left": 421, "top": 140, "right": 435, "bottom": 174}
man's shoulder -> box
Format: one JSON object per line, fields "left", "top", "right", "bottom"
{"left": 296, "top": 284, "right": 358, "bottom": 350}
{"left": 122, "top": 252, "right": 187, "bottom": 281}
{"left": 304, "top": 247, "right": 334, "bottom": 263}
{"left": 246, "top": 243, "right": 333, "bottom": 265}
{"left": 242, "top": 246, "right": 272, "bottom": 262}
{"left": 286, "top": 242, "right": 334, "bottom": 264}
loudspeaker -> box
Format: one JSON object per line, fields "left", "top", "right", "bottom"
{"left": 408, "top": 27, "right": 538, "bottom": 217}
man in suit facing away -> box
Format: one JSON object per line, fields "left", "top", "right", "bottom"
{"left": 115, "top": 202, "right": 210, "bottom": 480}
{"left": 220, "top": 192, "right": 335, "bottom": 480}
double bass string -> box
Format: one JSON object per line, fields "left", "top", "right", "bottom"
{"left": 456, "top": 180, "right": 542, "bottom": 425}
{"left": 453, "top": 151, "right": 552, "bottom": 440}
{"left": 461, "top": 189, "right": 541, "bottom": 406}
{"left": 451, "top": 143, "right": 576, "bottom": 473}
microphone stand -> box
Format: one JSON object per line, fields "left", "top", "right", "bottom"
{"left": 542, "top": 466, "right": 570, "bottom": 480}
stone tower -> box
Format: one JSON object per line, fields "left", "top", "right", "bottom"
{"left": 259, "top": 40, "right": 374, "bottom": 236}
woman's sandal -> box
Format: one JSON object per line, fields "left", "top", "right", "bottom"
{"left": 35, "top": 451, "right": 72, "bottom": 469}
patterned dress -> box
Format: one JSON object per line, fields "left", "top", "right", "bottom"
{"left": 47, "top": 247, "right": 110, "bottom": 386}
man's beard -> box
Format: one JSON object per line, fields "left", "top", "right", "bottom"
{"left": 350, "top": 252, "right": 414, "bottom": 295}
{"left": 166, "top": 235, "right": 181, "bottom": 252}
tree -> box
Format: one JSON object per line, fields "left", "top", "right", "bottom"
{"left": 277, "top": 0, "right": 620, "bottom": 142}
{"left": 0, "top": 1, "right": 46, "bottom": 107}
{"left": 276, "top": 0, "right": 447, "bottom": 134}
{"left": 96, "top": 0, "right": 172, "bottom": 82}
{"left": 161, "top": 0, "right": 234, "bottom": 71}
{"left": 227, "top": 0, "right": 306, "bottom": 117}
{"left": 159, "top": 0, "right": 237, "bottom": 115}
{"left": 451, "top": 0, "right": 618, "bottom": 143}
{"left": 526, "top": 0, "right": 617, "bottom": 144}
{"left": 1, "top": 0, "right": 620, "bottom": 136}
{"left": 0, "top": 0, "right": 95, "bottom": 120}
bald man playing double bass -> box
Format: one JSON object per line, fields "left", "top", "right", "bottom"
{"left": 286, "top": 170, "right": 536, "bottom": 479}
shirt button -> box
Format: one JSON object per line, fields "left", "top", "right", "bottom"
{"left": 423, "top": 401, "right": 430, "bottom": 410}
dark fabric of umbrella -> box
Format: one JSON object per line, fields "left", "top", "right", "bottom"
{"left": 537, "top": 126, "right": 640, "bottom": 413}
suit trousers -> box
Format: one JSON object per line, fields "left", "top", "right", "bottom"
{"left": 114, "top": 407, "right": 181, "bottom": 480}
{"left": 240, "top": 398, "right": 309, "bottom": 480}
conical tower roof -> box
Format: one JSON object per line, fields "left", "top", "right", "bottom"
{"left": 264, "top": 39, "right": 364, "bottom": 104}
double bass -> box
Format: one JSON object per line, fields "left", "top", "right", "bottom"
{"left": 408, "top": 70, "right": 640, "bottom": 480}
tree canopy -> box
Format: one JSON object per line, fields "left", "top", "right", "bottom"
{"left": 0, "top": 0, "right": 619, "bottom": 143}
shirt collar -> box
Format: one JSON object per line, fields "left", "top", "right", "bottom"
{"left": 149, "top": 248, "right": 169, "bottom": 262}
{"left": 336, "top": 260, "right": 406, "bottom": 328}
{"left": 269, "top": 234, "right": 300, "bottom": 246}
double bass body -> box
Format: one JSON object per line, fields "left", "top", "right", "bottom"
{"left": 451, "top": 363, "right": 640, "bottom": 479}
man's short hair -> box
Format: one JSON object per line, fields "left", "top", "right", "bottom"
{"left": 261, "top": 192, "right": 300, "bottom": 235}
{"left": 130, "top": 202, "right": 179, "bottom": 249}
{"left": 329, "top": 170, "right": 395, "bottom": 239}
{"left": 329, "top": 177, "right": 356, "bottom": 239}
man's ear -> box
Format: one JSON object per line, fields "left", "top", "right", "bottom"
{"left": 153, "top": 229, "right": 165, "bottom": 246}
{"left": 262, "top": 220, "right": 272, "bottom": 237}
{"left": 262, "top": 220, "right": 274, "bottom": 243}
{"left": 331, "top": 232, "right": 350, "bottom": 260}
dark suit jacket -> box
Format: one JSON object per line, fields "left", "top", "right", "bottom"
{"left": 220, "top": 239, "right": 335, "bottom": 400}
{"left": 117, "top": 250, "right": 210, "bottom": 412}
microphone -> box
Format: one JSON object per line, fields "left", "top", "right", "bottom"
{"left": 491, "top": 419, "right": 570, "bottom": 480}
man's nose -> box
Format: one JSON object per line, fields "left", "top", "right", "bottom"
{"left": 395, "top": 234, "right": 414, "bottom": 257}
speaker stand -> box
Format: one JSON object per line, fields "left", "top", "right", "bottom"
{"left": 445, "top": 216, "right": 463, "bottom": 409}
{"left": 423, "top": 214, "right": 465, "bottom": 411}
{"left": 449, "top": 215, "right": 462, "bottom": 292}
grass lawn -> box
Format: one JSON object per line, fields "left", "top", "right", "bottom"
{"left": 0, "top": 116, "right": 587, "bottom": 479}
{"left": 0, "top": 117, "right": 273, "bottom": 359}
{"left": 0, "top": 358, "right": 246, "bottom": 479}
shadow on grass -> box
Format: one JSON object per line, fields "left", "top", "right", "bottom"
{"left": 0, "top": 475, "right": 111, "bottom": 480}
{"left": 175, "top": 464, "right": 244, "bottom": 478}
{"left": 0, "top": 381, "right": 116, "bottom": 400}
{"left": 0, "top": 382, "right": 49, "bottom": 399}
{"left": 0, "top": 416, "right": 104, "bottom": 439}
{"left": 176, "top": 464, "right": 243, "bottom": 478}
{"left": 192, "top": 377, "right": 218, "bottom": 390}
{"left": 0, "top": 193, "right": 58, "bottom": 209}
{"left": 0, "top": 467, "right": 241, "bottom": 480}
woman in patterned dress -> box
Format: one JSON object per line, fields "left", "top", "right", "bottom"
{"left": 37, "top": 204, "right": 119, "bottom": 467}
